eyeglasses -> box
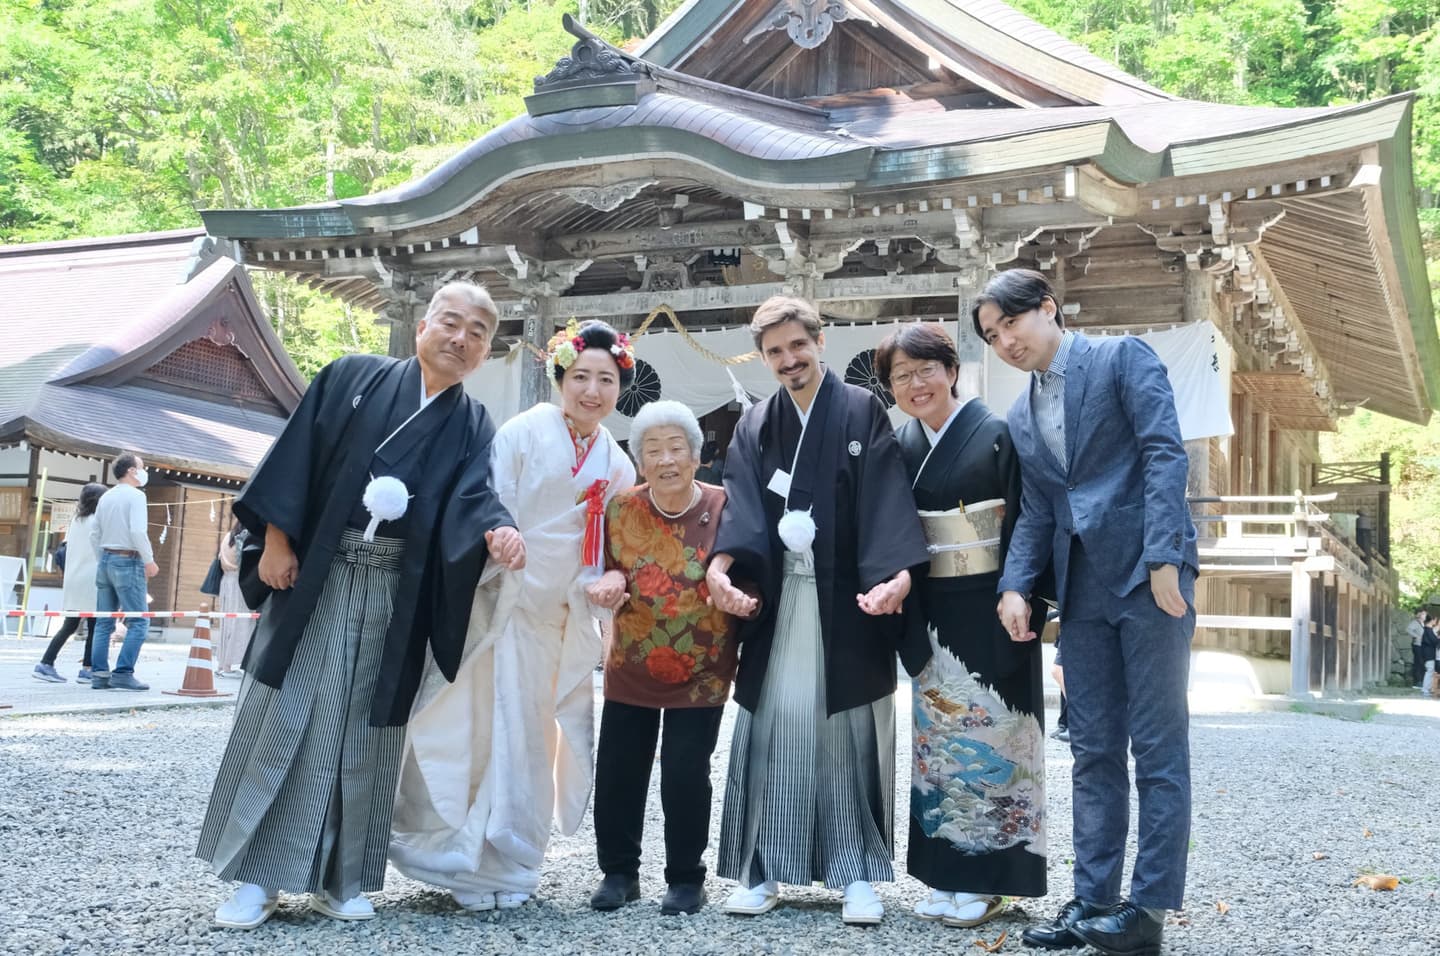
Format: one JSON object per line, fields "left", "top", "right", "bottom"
{"left": 889, "top": 361, "right": 946, "bottom": 389}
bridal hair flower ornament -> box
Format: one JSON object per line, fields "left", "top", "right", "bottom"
{"left": 545, "top": 319, "right": 637, "bottom": 380}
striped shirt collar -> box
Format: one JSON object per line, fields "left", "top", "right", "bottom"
{"left": 1035, "top": 331, "right": 1075, "bottom": 384}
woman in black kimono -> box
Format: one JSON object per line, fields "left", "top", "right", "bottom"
{"left": 875, "top": 324, "right": 1050, "bottom": 929}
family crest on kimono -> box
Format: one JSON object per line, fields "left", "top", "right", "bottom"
{"left": 706, "top": 296, "right": 930, "bottom": 926}
{"left": 979, "top": 270, "right": 1197, "bottom": 956}
{"left": 390, "top": 319, "right": 636, "bottom": 912}
{"left": 586, "top": 400, "right": 756, "bottom": 917}
{"left": 874, "top": 323, "right": 1050, "bottom": 930}
{"left": 197, "top": 280, "right": 524, "bottom": 929}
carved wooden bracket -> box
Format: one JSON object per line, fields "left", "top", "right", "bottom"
{"left": 552, "top": 180, "right": 657, "bottom": 212}
{"left": 742, "top": 0, "right": 871, "bottom": 49}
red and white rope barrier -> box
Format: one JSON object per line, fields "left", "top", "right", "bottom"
{"left": 4, "top": 610, "right": 260, "bottom": 619}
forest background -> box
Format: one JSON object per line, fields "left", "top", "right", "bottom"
{"left": 2, "top": 0, "right": 1438, "bottom": 602}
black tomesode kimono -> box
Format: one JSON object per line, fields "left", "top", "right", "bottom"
{"left": 716, "top": 368, "right": 931, "bottom": 715}
{"left": 235, "top": 354, "right": 513, "bottom": 727}
{"left": 896, "top": 399, "right": 1050, "bottom": 898}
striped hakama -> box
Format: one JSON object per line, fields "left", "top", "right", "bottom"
{"left": 196, "top": 530, "right": 406, "bottom": 899}
{"left": 718, "top": 553, "right": 895, "bottom": 889}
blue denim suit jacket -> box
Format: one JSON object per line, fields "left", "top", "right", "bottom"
{"left": 997, "top": 332, "right": 1198, "bottom": 609}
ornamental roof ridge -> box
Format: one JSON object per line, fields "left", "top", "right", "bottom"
{"left": 528, "top": 13, "right": 828, "bottom": 127}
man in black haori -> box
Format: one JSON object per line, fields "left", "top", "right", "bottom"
{"left": 197, "top": 281, "right": 524, "bottom": 929}
{"left": 707, "top": 295, "right": 929, "bottom": 927}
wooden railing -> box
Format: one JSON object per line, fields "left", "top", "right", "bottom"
{"left": 1313, "top": 454, "right": 1390, "bottom": 487}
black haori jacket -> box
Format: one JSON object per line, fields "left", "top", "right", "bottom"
{"left": 234, "top": 354, "right": 512, "bottom": 727}
{"left": 715, "top": 368, "right": 930, "bottom": 716}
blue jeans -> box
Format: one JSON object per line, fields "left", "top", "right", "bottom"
{"left": 91, "top": 552, "right": 150, "bottom": 675}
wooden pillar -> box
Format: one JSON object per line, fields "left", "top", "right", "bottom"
{"left": 1184, "top": 439, "right": 1209, "bottom": 499}
{"left": 19, "top": 443, "right": 40, "bottom": 577}
{"left": 515, "top": 297, "right": 553, "bottom": 415}
{"left": 955, "top": 265, "right": 988, "bottom": 402}
{"left": 1289, "top": 559, "right": 1311, "bottom": 698}
{"left": 386, "top": 301, "right": 422, "bottom": 359}
{"left": 1255, "top": 411, "right": 1271, "bottom": 494}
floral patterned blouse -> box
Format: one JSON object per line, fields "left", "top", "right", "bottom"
{"left": 603, "top": 482, "right": 740, "bottom": 708}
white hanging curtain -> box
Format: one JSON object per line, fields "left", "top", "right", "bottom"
{"left": 985, "top": 320, "right": 1233, "bottom": 441}
{"left": 466, "top": 319, "right": 1231, "bottom": 444}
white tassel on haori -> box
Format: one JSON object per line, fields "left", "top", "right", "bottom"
{"left": 777, "top": 508, "right": 816, "bottom": 553}
{"left": 361, "top": 475, "right": 410, "bottom": 542}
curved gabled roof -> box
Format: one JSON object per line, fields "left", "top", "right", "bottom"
{"left": 637, "top": 0, "right": 1170, "bottom": 106}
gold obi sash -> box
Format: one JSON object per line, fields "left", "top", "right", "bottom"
{"left": 918, "top": 499, "right": 1005, "bottom": 578}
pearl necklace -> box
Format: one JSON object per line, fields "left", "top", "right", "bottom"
{"left": 650, "top": 483, "right": 701, "bottom": 519}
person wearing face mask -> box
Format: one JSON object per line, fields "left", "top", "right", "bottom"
{"left": 88, "top": 453, "right": 160, "bottom": 691}
{"left": 390, "top": 319, "right": 637, "bottom": 913}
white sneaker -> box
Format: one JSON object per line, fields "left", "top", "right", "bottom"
{"left": 723, "top": 880, "right": 779, "bottom": 915}
{"left": 842, "top": 880, "right": 884, "bottom": 926}
{"left": 914, "top": 889, "right": 957, "bottom": 920}
{"left": 308, "top": 890, "right": 376, "bottom": 921}
{"left": 453, "top": 889, "right": 496, "bottom": 912}
{"left": 495, "top": 892, "right": 530, "bottom": 910}
{"left": 214, "top": 883, "right": 278, "bottom": 929}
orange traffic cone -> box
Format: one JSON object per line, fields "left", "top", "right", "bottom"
{"left": 164, "top": 603, "right": 231, "bottom": 699}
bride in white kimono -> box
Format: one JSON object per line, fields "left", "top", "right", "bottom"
{"left": 391, "top": 321, "right": 638, "bottom": 910}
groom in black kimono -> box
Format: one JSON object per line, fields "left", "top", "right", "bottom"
{"left": 707, "top": 295, "right": 929, "bottom": 926}
{"left": 198, "top": 280, "right": 524, "bottom": 929}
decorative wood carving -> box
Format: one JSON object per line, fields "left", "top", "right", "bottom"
{"left": 743, "top": 0, "right": 859, "bottom": 50}
{"left": 638, "top": 256, "right": 691, "bottom": 293}
{"left": 552, "top": 180, "right": 656, "bottom": 212}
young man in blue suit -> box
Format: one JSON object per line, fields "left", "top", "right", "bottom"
{"left": 975, "top": 270, "right": 1198, "bottom": 956}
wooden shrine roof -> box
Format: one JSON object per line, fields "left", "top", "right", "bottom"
{"left": 196, "top": 5, "right": 1440, "bottom": 424}
{"left": 0, "top": 231, "right": 303, "bottom": 480}
{"left": 638, "top": 0, "right": 1171, "bottom": 106}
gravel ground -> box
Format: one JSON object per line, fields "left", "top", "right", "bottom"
{"left": 1, "top": 692, "right": 1436, "bottom": 956}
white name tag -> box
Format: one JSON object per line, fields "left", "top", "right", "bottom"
{"left": 766, "top": 469, "right": 792, "bottom": 498}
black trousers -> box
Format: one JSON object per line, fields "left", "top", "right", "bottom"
{"left": 41, "top": 617, "right": 95, "bottom": 668}
{"left": 593, "top": 699, "right": 724, "bottom": 885}
{"left": 1057, "top": 691, "right": 1069, "bottom": 731}
{"left": 1414, "top": 646, "right": 1427, "bottom": 686}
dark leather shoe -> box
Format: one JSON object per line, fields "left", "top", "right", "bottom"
{"left": 1021, "top": 898, "right": 1116, "bottom": 950}
{"left": 660, "top": 882, "right": 706, "bottom": 915}
{"left": 1070, "top": 900, "right": 1164, "bottom": 956}
{"left": 589, "top": 873, "right": 639, "bottom": 911}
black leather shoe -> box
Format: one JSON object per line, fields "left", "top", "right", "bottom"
{"left": 589, "top": 873, "right": 640, "bottom": 911}
{"left": 660, "top": 882, "right": 706, "bottom": 915}
{"left": 1070, "top": 900, "right": 1164, "bottom": 956}
{"left": 1021, "top": 898, "right": 1116, "bottom": 950}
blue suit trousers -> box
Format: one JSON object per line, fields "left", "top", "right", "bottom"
{"left": 1061, "top": 541, "right": 1194, "bottom": 910}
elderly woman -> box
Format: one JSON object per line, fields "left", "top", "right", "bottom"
{"left": 391, "top": 320, "right": 637, "bottom": 912}
{"left": 874, "top": 323, "right": 1050, "bottom": 928}
{"left": 585, "top": 400, "right": 753, "bottom": 916}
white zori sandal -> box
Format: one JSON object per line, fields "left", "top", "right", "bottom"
{"left": 723, "top": 880, "right": 779, "bottom": 915}
{"left": 940, "top": 893, "right": 1005, "bottom": 928}
{"left": 308, "top": 890, "right": 376, "bottom": 921}
{"left": 214, "top": 883, "right": 278, "bottom": 929}
{"left": 914, "top": 889, "right": 959, "bottom": 920}
{"left": 841, "top": 881, "right": 884, "bottom": 926}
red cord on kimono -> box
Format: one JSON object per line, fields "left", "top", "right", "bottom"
{"left": 582, "top": 479, "right": 610, "bottom": 567}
